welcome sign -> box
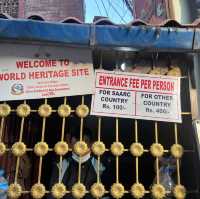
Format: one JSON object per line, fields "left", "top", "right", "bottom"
{"left": 0, "top": 44, "right": 94, "bottom": 101}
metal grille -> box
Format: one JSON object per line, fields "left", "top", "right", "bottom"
{"left": 0, "top": 64, "right": 198, "bottom": 199}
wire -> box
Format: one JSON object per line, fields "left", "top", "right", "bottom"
{"left": 108, "top": 0, "right": 111, "bottom": 13}
{"left": 124, "top": 0, "right": 134, "bottom": 15}
{"left": 122, "top": 10, "right": 128, "bottom": 19}
{"left": 108, "top": 0, "right": 126, "bottom": 23}
{"left": 93, "top": 0, "right": 132, "bottom": 23}
{"left": 94, "top": 0, "right": 103, "bottom": 16}
{"left": 100, "top": 0, "right": 109, "bottom": 17}
{"left": 119, "top": 0, "right": 134, "bottom": 19}
{"left": 119, "top": 1, "right": 130, "bottom": 20}
{"left": 116, "top": 0, "right": 133, "bottom": 22}
{"left": 114, "top": 0, "right": 126, "bottom": 12}
{"left": 132, "top": 0, "right": 136, "bottom": 18}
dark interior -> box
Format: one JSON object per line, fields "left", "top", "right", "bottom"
{"left": 0, "top": 51, "right": 200, "bottom": 199}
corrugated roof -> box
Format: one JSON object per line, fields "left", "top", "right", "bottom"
{"left": 1, "top": 13, "right": 200, "bottom": 27}
{"left": 0, "top": 14, "right": 200, "bottom": 52}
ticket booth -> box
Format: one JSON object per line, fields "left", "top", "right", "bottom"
{"left": 0, "top": 17, "right": 199, "bottom": 199}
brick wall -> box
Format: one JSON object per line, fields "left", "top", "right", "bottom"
{"left": 0, "top": 0, "right": 19, "bottom": 18}
{"left": 23, "top": 0, "right": 85, "bottom": 21}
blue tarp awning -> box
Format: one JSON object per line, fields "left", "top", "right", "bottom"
{"left": 0, "top": 18, "right": 199, "bottom": 52}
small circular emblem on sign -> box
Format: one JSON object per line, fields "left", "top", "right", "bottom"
{"left": 11, "top": 83, "right": 24, "bottom": 95}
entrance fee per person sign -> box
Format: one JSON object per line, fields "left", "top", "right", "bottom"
{"left": 91, "top": 70, "right": 182, "bottom": 123}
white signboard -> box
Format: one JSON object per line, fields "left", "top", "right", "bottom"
{"left": 91, "top": 70, "right": 182, "bottom": 123}
{"left": 0, "top": 44, "right": 94, "bottom": 101}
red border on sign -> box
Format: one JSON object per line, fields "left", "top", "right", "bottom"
{"left": 91, "top": 71, "right": 181, "bottom": 122}
{"left": 96, "top": 71, "right": 178, "bottom": 95}
{"left": 96, "top": 87, "right": 174, "bottom": 95}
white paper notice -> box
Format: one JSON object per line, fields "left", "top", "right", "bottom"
{"left": 91, "top": 70, "right": 182, "bottom": 123}
{"left": 0, "top": 44, "right": 94, "bottom": 101}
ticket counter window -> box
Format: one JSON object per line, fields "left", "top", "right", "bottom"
{"left": 0, "top": 52, "right": 199, "bottom": 199}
